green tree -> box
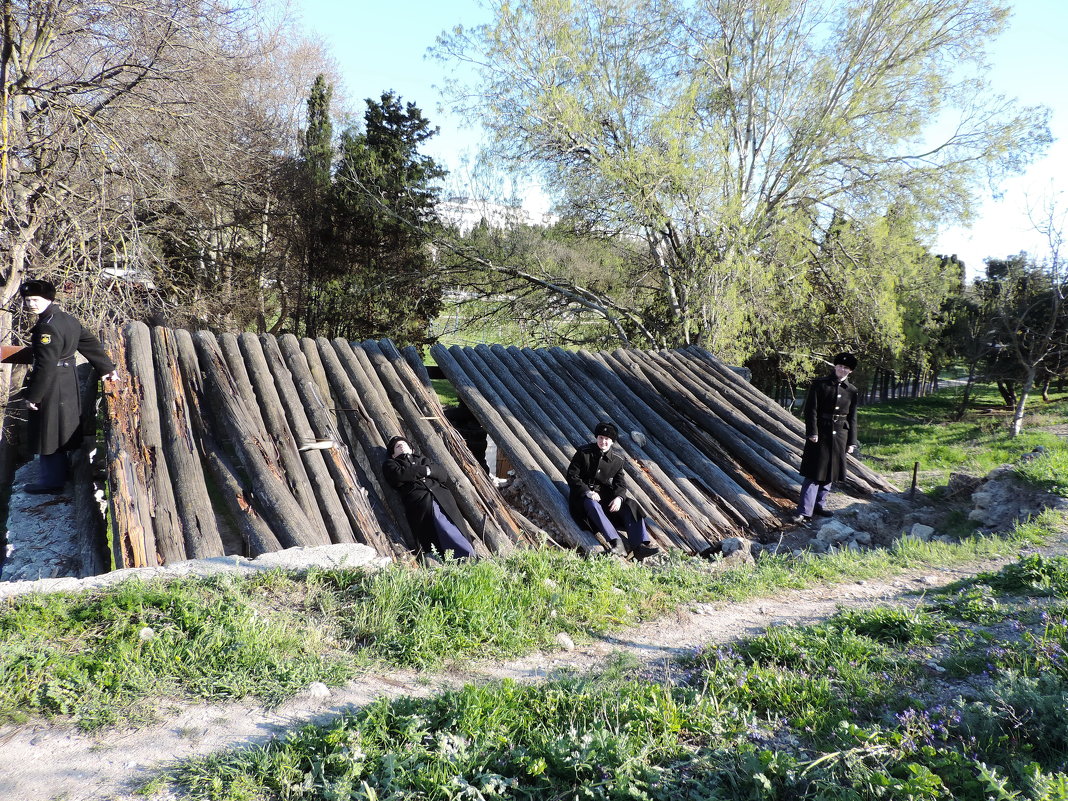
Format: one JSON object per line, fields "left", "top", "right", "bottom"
{"left": 434, "top": 0, "right": 1050, "bottom": 356}
{"left": 308, "top": 91, "right": 447, "bottom": 344}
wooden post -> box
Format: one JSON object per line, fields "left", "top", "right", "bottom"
{"left": 150, "top": 326, "right": 225, "bottom": 559}
{"left": 193, "top": 331, "right": 322, "bottom": 550}
{"left": 171, "top": 329, "right": 282, "bottom": 557}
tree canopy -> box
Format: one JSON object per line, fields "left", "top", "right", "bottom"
{"left": 434, "top": 0, "right": 1050, "bottom": 368}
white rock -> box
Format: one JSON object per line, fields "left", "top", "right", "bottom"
{"left": 908, "top": 523, "right": 935, "bottom": 541}
{"left": 816, "top": 520, "right": 854, "bottom": 543}
{"left": 307, "top": 682, "right": 331, "bottom": 699}
{"left": 555, "top": 633, "right": 576, "bottom": 651}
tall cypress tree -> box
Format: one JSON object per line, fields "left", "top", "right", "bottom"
{"left": 315, "top": 91, "right": 447, "bottom": 344}
{"left": 297, "top": 74, "right": 335, "bottom": 336}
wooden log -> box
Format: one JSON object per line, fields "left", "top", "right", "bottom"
{"left": 306, "top": 337, "right": 415, "bottom": 556}
{"left": 300, "top": 336, "right": 336, "bottom": 427}
{"left": 218, "top": 333, "right": 271, "bottom": 443}
{"left": 126, "top": 322, "right": 186, "bottom": 564}
{"left": 102, "top": 326, "right": 156, "bottom": 567}
{"left": 595, "top": 349, "right": 786, "bottom": 505}
{"left": 256, "top": 335, "right": 357, "bottom": 545}
{"left": 379, "top": 339, "right": 537, "bottom": 547}
{"left": 277, "top": 335, "right": 405, "bottom": 558}
{"left": 571, "top": 348, "right": 780, "bottom": 522}
{"left": 361, "top": 339, "right": 504, "bottom": 556}
{"left": 171, "top": 329, "right": 282, "bottom": 557}
{"left": 237, "top": 333, "right": 332, "bottom": 546}
{"left": 613, "top": 348, "right": 802, "bottom": 499}
{"left": 150, "top": 326, "right": 225, "bottom": 559}
{"left": 193, "top": 331, "right": 322, "bottom": 549}
{"left": 432, "top": 343, "right": 601, "bottom": 553}
{"left": 534, "top": 347, "right": 725, "bottom": 550}
{"left": 637, "top": 349, "right": 804, "bottom": 485}
{"left": 400, "top": 345, "right": 436, "bottom": 394}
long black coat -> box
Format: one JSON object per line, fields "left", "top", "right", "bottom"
{"left": 23, "top": 305, "right": 116, "bottom": 456}
{"left": 799, "top": 373, "right": 858, "bottom": 483}
{"left": 565, "top": 443, "right": 646, "bottom": 530}
{"left": 382, "top": 453, "right": 467, "bottom": 552}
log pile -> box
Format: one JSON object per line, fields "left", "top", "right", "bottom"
{"left": 431, "top": 343, "right": 897, "bottom": 556}
{"left": 103, "top": 326, "right": 537, "bottom": 567}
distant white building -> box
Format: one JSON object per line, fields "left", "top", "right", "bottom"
{"left": 437, "top": 196, "right": 557, "bottom": 234}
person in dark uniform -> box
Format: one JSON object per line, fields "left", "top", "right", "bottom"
{"left": 382, "top": 435, "right": 476, "bottom": 560}
{"left": 18, "top": 279, "right": 119, "bottom": 494}
{"left": 566, "top": 422, "right": 659, "bottom": 560}
{"left": 792, "top": 352, "right": 859, "bottom": 523}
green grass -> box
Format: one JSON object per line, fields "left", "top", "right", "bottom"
{"left": 858, "top": 384, "right": 1068, "bottom": 491}
{"left": 2, "top": 511, "right": 1062, "bottom": 732}
{"left": 153, "top": 550, "right": 1068, "bottom": 801}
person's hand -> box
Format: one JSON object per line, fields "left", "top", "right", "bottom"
{"left": 847, "top": 444, "right": 856, "bottom": 454}
{"left": 808, "top": 435, "right": 818, "bottom": 443}
{"left": 24, "top": 400, "right": 38, "bottom": 411}
{"left": 608, "top": 497, "right": 622, "bottom": 513}
{"left": 586, "top": 490, "right": 600, "bottom": 502}
{"left": 102, "top": 370, "right": 120, "bottom": 383}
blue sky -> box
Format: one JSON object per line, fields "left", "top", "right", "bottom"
{"left": 295, "top": 0, "right": 1067, "bottom": 277}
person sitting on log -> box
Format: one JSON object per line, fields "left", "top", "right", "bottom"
{"left": 382, "top": 435, "right": 476, "bottom": 560}
{"left": 792, "top": 352, "right": 859, "bottom": 524}
{"left": 17, "top": 279, "right": 120, "bottom": 494}
{"left": 566, "top": 421, "right": 660, "bottom": 560}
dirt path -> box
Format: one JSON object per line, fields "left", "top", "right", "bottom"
{"left": 0, "top": 549, "right": 1050, "bottom": 801}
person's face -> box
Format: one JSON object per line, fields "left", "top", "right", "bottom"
{"left": 596, "top": 434, "right": 613, "bottom": 452}
{"left": 834, "top": 363, "right": 853, "bottom": 380}
{"left": 23, "top": 295, "right": 51, "bottom": 315}
{"left": 392, "top": 440, "right": 412, "bottom": 457}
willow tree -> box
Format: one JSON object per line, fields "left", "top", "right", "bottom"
{"left": 434, "top": 0, "right": 1049, "bottom": 357}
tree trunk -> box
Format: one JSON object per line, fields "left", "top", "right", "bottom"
{"left": 125, "top": 322, "right": 186, "bottom": 564}
{"left": 150, "top": 326, "right": 225, "bottom": 559}
{"left": 255, "top": 335, "right": 359, "bottom": 546}
{"left": 1011, "top": 367, "right": 1036, "bottom": 437}
{"left": 171, "top": 328, "right": 282, "bottom": 557}
{"left": 192, "top": 331, "right": 322, "bottom": 549}
{"left": 235, "top": 332, "right": 332, "bottom": 546}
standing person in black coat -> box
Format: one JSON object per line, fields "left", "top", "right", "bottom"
{"left": 382, "top": 435, "right": 475, "bottom": 560}
{"left": 792, "top": 352, "right": 859, "bottom": 524}
{"left": 566, "top": 421, "right": 659, "bottom": 560}
{"left": 18, "top": 280, "right": 119, "bottom": 494}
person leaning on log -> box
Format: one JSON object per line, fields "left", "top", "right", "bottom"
{"left": 566, "top": 421, "right": 660, "bottom": 560}
{"left": 792, "top": 352, "right": 859, "bottom": 524}
{"left": 382, "top": 435, "right": 475, "bottom": 560}
{"left": 16, "top": 279, "right": 120, "bottom": 494}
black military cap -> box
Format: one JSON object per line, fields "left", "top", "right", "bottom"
{"left": 833, "top": 352, "right": 858, "bottom": 370}
{"left": 19, "top": 279, "right": 56, "bottom": 302}
{"left": 593, "top": 421, "right": 618, "bottom": 440}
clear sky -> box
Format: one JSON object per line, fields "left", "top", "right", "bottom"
{"left": 294, "top": 0, "right": 1067, "bottom": 278}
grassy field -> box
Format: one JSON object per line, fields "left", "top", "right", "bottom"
{"left": 155, "top": 545, "right": 1068, "bottom": 800}
{"left": 858, "top": 384, "right": 1068, "bottom": 490}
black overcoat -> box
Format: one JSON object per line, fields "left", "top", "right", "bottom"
{"left": 382, "top": 453, "right": 467, "bottom": 552}
{"left": 22, "top": 305, "right": 116, "bottom": 456}
{"left": 565, "top": 443, "right": 647, "bottom": 530}
{"left": 799, "top": 373, "right": 858, "bottom": 483}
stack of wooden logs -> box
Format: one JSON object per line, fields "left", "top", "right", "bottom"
{"left": 103, "top": 325, "right": 537, "bottom": 568}
{"left": 431, "top": 344, "right": 896, "bottom": 556}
